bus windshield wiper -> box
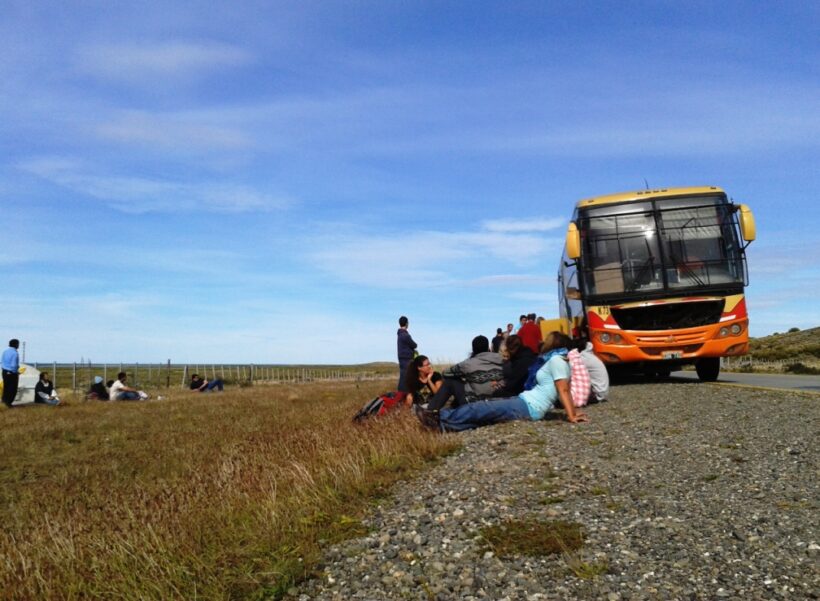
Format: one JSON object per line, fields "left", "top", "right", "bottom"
{"left": 624, "top": 257, "right": 656, "bottom": 292}
{"left": 669, "top": 254, "right": 705, "bottom": 287}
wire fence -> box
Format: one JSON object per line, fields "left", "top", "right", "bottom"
{"left": 27, "top": 362, "right": 395, "bottom": 394}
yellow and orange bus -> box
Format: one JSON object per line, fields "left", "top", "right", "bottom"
{"left": 557, "top": 186, "right": 756, "bottom": 381}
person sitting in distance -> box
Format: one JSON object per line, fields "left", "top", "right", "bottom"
{"left": 87, "top": 376, "right": 110, "bottom": 400}
{"left": 34, "top": 372, "right": 61, "bottom": 405}
{"left": 110, "top": 372, "right": 150, "bottom": 401}
{"left": 190, "top": 374, "right": 224, "bottom": 392}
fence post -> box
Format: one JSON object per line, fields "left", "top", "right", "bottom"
{"left": 182, "top": 365, "right": 188, "bottom": 388}
{"left": 72, "top": 363, "right": 77, "bottom": 393}
{"left": 166, "top": 359, "right": 171, "bottom": 388}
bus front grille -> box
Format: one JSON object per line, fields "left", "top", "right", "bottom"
{"left": 611, "top": 300, "right": 725, "bottom": 331}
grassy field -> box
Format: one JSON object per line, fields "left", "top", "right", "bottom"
{"left": 0, "top": 378, "right": 459, "bottom": 600}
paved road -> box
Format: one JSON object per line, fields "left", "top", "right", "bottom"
{"left": 670, "top": 370, "right": 820, "bottom": 392}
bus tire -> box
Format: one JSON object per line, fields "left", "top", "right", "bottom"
{"left": 696, "top": 358, "right": 720, "bottom": 382}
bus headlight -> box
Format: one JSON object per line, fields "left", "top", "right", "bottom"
{"left": 613, "top": 334, "right": 622, "bottom": 343}
{"left": 730, "top": 324, "right": 742, "bottom": 335}
{"left": 600, "top": 332, "right": 611, "bottom": 343}
{"left": 719, "top": 327, "right": 729, "bottom": 337}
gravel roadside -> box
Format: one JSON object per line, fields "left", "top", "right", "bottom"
{"left": 297, "top": 382, "right": 819, "bottom": 600}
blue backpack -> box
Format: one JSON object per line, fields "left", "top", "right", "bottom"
{"left": 523, "top": 349, "right": 569, "bottom": 391}
{"left": 523, "top": 356, "right": 547, "bottom": 391}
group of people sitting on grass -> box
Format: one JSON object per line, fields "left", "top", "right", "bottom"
{"left": 403, "top": 331, "right": 609, "bottom": 433}
{"left": 85, "top": 372, "right": 224, "bottom": 400}
{"left": 86, "top": 372, "right": 151, "bottom": 401}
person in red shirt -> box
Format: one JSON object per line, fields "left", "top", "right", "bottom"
{"left": 517, "top": 313, "right": 542, "bottom": 354}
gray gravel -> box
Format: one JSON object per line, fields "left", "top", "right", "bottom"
{"left": 296, "top": 382, "right": 819, "bottom": 600}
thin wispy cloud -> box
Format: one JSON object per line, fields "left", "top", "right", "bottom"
{"left": 97, "top": 110, "right": 252, "bottom": 151}
{"left": 461, "top": 275, "right": 553, "bottom": 288}
{"left": 481, "top": 218, "right": 565, "bottom": 233}
{"left": 309, "top": 227, "right": 562, "bottom": 289}
{"left": 74, "top": 41, "right": 252, "bottom": 82}
{"left": 18, "top": 157, "right": 292, "bottom": 213}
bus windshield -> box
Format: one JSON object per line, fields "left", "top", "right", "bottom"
{"left": 579, "top": 195, "right": 747, "bottom": 299}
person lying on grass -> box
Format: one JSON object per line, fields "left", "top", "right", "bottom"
{"left": 190, "top": 374, "right": 224, "bottom": 393}
{"left": 414, "top": 331, "right": 589, "bottom": 432}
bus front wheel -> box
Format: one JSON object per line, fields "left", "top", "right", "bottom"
{"left": 696, "top": 358, "right": 720, "bottom": 382}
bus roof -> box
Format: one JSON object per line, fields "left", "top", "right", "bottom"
{"left": 576, "top": 186, "right": 725, "bottom": 209}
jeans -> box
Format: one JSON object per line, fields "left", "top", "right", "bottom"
{"left": 438, "top": 396, "right": 531, "bottom": 432}
{"left": 397, "top": 359, "right": 411, "bottom": 392}
{"left": 427, "top": 377, "right": 467, "bottom": 411}
{"left": 35, "top": 393, "right": 60, "bottom": 405}
{"left": 116, "top": 391, "right": 141, "bottom": 401}
{"left": 205, "top": 379, "right": 224, "bottom": 392}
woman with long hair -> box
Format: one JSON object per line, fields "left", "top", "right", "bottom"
{"left": 404, "top": 355, "right": 467, "bottom": 410}
{"left": 491, "top": 334, "right": 538, "bottom": 397}
{"left": 414, "top": 331, "right": 588, "bottom": 431}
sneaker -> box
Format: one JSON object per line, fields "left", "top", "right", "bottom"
{"left": 413, "top": 404, "right": 441, "bottom": 432}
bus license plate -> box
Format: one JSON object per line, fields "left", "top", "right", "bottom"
{"left": 662, "top": 351, "right": 683, "bottom": 359}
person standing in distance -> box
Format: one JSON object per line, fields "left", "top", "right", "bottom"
{"left": 2, "top": 339, "right": 20, "bottom": 408}
{"left": 397, "top": 316, "right": 418, "bottom": 392}
{"left": 491, "top": 328, "right": 505, "bottom": 353}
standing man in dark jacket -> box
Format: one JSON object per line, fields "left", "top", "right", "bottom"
{"left": 491, "top": 328, "right": 504, "bottom": 353}
{"left": 397, "top": 316, "right": 417, "bottom": 392}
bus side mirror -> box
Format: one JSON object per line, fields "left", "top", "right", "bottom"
{"left": 566, "top": 222, "right": 580, "bottom": 259}
{"left": 739, "top": 204, "right": 756, "bottom": 242}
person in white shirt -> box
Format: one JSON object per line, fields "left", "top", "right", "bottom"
{"left": 579, "top": 341, "right": 610, "bottom": 402}
{"left": 110, "top": 372, "right": 149, "bottom": 401}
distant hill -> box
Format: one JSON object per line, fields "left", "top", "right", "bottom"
{"left": 747, "top": 327, "right": 820, "bottom": 372}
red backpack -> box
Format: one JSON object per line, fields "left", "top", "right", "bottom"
{"left": 352, "top": 391, "right": 407, "bottom": 423}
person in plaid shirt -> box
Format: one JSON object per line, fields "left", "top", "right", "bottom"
{"left": 567, "top": 346, "right": 591, "bottom": 407}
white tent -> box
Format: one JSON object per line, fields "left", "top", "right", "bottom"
{"left": 0, "top": 364, "right": 41, "bottom": 404}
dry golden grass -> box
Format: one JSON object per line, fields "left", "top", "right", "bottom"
{"left": 0, "top": 380, "right": 459, "bottom": 600}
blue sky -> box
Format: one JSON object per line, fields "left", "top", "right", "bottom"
{"left": 1, "top": 1, "right": 818, "bottom": 364}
